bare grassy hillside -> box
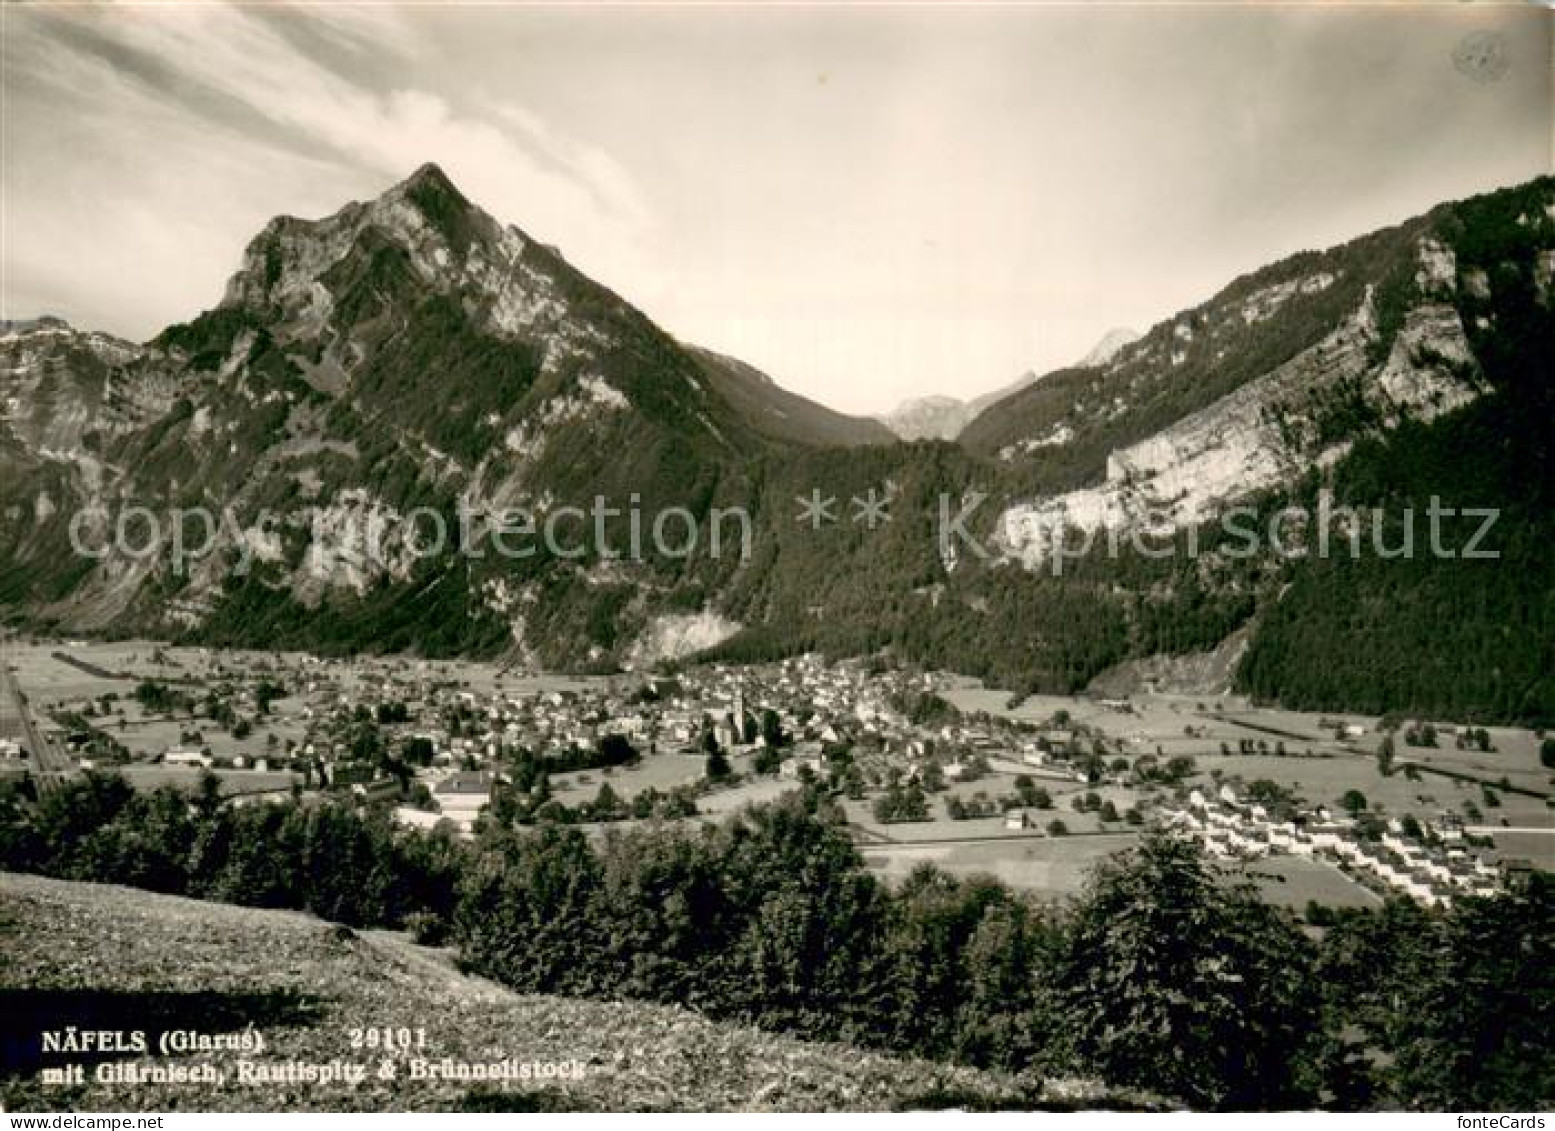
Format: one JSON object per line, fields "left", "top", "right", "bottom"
{"left": 0, "top": 872, "right": 1054, "bottom": 1112}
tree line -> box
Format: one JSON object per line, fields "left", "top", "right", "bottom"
{"left": 0, "top": 774, "right": 1548, "bottom": 1110}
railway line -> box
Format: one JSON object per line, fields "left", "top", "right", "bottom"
{"left": 1, "top": 639, "right": 77, "bottom": 794}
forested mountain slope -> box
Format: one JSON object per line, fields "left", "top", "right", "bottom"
{"left": 1, "top": 171, "right": 1550, "bottom": 719}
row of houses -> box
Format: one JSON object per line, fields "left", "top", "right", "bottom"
{"left": 1162, "top": 785, "right": 1502, "bottom": 906}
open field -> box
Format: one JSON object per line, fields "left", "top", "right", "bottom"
{"left": 115, "top": 766, "right": 300, "bottom": 797}
{"left": 75, "top": 701, "right": 312, "bottom": 763}
{"left": 945, "top": 681, "right": 1351, "bottom": 741}
{"left": 549, "top": 747, "right": 735, "bottom": 801}
{"left": 862, "top": 831, "right": 1384, "bottom": 910}
{"left": 1186, "top": 752, "right": 1423, "bottom": 805}
{"left": 1226, "top": 856, "right": 1381, "bottom": 912}
{"left": 840, "top": 789, "right": 1132, "bottom": 842}
{"left": 552, "top": 751, "right": 793, "bottom": 817}
{"left": 695, "top": 776, "right": 795, "bottom": 817}
{"left": 6, "top": 640, "right": 614, "bottom": 716}
{"left": 862, "top": 833, "right": 1138, "bottom": 899}
{"left": 1403, "top": 741, "right": 1551, "bottom": 793}
{"left": 1475, "top": 830, "right": 1554, "bottom": 862}
{"left": 940, "top": 682, "right": 1119, "bottom": 728}
{"left": 1183, "top": 752, "right": 1553, "bottom": 836}
{"left": 6, "top": 642, "right": 167, "bottom": 704}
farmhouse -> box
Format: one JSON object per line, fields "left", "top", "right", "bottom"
{"left": 433, "top": 771, "right": 495, "bottom": 829}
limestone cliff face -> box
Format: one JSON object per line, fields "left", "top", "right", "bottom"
{"left": 879, "top": 395, "right": 974, "bottom": 442}
{"left": 1373, "top": 304, "right": 1478, "bottom": 422}
{"left": 221, "top": 165, "right": 642, "bottom": 408}
{"left": 993, "top": 235, "right": 1489, "bottom": 567}
{"left": 0, "top": 319, "right": 193, "bottom": 628}
{"left": 626, "top": 610, "right": 744, "bottom": 667}
{"left": 0, "top": 318, "right": 155, "bottom": 456}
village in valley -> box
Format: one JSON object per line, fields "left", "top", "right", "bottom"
{"left": 2, "top": 638, "right": 1549, "bottom": 913}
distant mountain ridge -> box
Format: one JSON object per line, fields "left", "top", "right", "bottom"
{"left": 686, "top": 345, "right": 895, "bottom": 448}
{"left": 877, "top": 394, "right": 974, "bottom": 442}
{"left": 878, "top": 328, "right": 1139, "bottom": 442}
{"left": 1, "top": 316, "right": 70, "bottom": 336}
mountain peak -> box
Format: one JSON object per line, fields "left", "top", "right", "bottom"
{"left": 878, "top": 394, "right": 973, "bottom": 441}
{"left": 396, "top": 161, "right": 459, "bottom": 195}
{"left": 1078, "top": 327, "right": 1141, "bottom": 368}
{"left": 383, "top": 161, "right": 478, "bottom": 242}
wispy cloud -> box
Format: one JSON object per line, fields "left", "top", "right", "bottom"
{"left": 2, "top": 3, "right": 1547, "bottom": 413}
{"left": 1, "top": 1, "right": 652, "bottom": 337}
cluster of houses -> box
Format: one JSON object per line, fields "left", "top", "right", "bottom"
{"left": 22, "top": 651, "right": 974, "bottom": 832}
{"left": 367, "top": 657, "right": 1067, "bottom": 833}
{"left": 1161, "top": 784, "right": 1504, "bottom": 906}
{"left": 390, "top": 658, "right": 854, "bottom": 768}
{"left": 66, "top": 646, "right": 1071, "bottom": 830}
{"left": 368, "top": 657, "right": 940, "bottom": 830}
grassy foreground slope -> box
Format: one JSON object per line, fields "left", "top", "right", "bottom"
{"left": 0, "top": 872, "right": 1065, "bottom": 1113}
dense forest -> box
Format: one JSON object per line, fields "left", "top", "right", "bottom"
{"left": 1, "top": 776, "right": 1549, "bottom": 1111}
{"left": 1238, "top": 180, "right": 1555, "bottom": 722}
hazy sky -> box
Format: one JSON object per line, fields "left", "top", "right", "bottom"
{"left": 2, "top": 3, "right": 1549, "bottom": 416}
